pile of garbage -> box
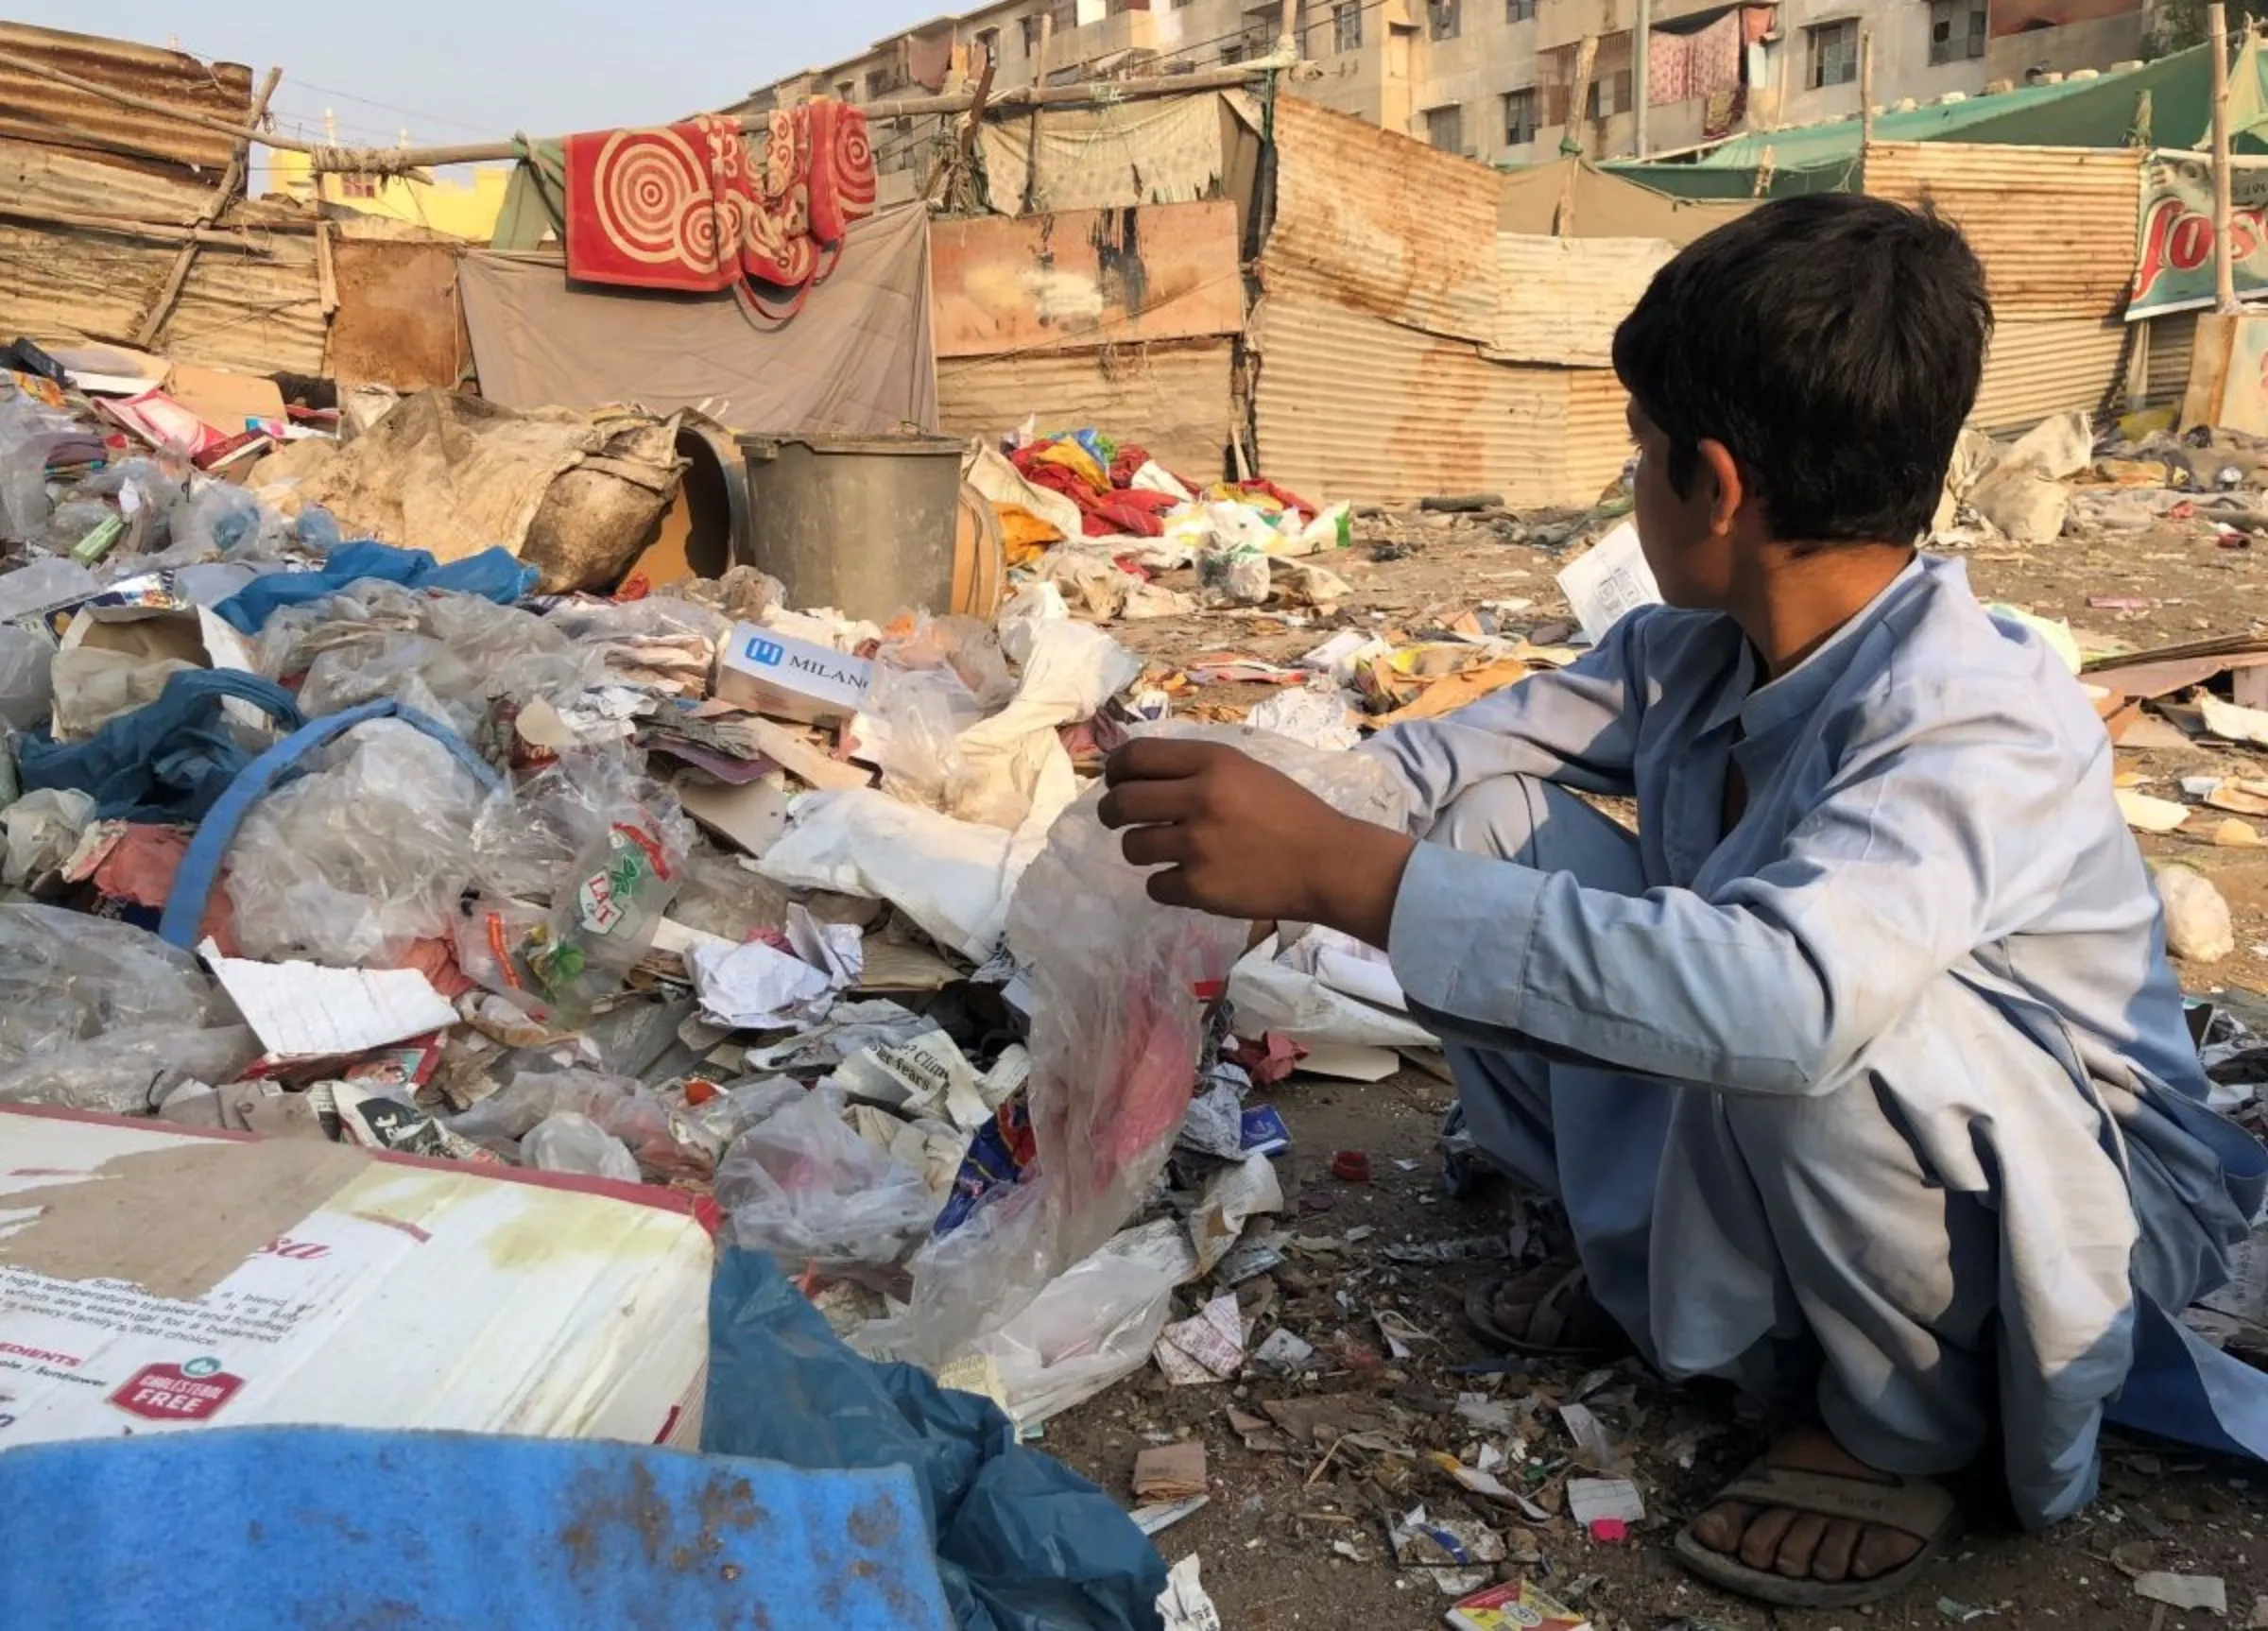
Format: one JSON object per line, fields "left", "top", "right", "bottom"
{"left": 0, "top": 354, "right": 1455, "bottom": 1441}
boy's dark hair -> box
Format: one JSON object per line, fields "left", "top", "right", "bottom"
{"left": 1610, "top": 193, "right": 1992, "bottom": 548}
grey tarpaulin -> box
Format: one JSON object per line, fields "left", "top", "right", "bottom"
{"left": 459, "top": 202, "right": 937, "bottom": 434}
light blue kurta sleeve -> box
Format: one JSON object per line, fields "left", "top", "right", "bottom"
{"left": 1387, "top": 670, "right": 2098, "bottom": 1097}
{"left": 1359, "top": 611, "right": 1649, "bottom": 832}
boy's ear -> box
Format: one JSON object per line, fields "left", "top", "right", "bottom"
{"left": 1695, "top": 438, "right": 1744, "bottom": 537}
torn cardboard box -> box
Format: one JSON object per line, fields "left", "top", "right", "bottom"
{"left": 0, "top": 1107, "right": 712, "bottom": 1447}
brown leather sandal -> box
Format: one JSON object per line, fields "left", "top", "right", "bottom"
{"left": 1671, "top": 1460, "right": 1964, "bottom": 1608}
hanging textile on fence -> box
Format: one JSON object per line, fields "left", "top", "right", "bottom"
{"left": 562, "top": 102, "right": 878, "bottom": 319}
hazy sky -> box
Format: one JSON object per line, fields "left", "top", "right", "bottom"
{"left": 16, "top": 2, "right": 925, "bottom": 148}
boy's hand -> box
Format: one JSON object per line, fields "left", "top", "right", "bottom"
{"left": 1098, "top": 738, "right": 1416, "bottom": 950}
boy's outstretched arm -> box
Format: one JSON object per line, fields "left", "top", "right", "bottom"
{"left": 1360, "top": 610, "right": 1648, "bottom": 833}
{"left": 1104, "top": 676, "right": 2088, "bottom": 1099}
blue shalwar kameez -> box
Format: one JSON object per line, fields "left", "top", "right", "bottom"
{"left": 1362, "top": 555, "right": 2268, "bottom": 1525}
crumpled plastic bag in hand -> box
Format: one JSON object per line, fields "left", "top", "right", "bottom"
{"left": 226, "top": 718, "right": 483, "bottom": 968}
{"left": 714, "top": 1086, "right": 941, "bottom": 1276}
{"left": 0, "top": 905, "right": 258, "bottom": 1115}
{"left": 866, "top": 722, "right": 1407, "bottom": 1368}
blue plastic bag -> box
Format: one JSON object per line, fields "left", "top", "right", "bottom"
{"left": 702, "top": 1247, "right": 1167, "bottom": 1631}
{"left": 210, "top": 540, "right": 539, "bottom": 633}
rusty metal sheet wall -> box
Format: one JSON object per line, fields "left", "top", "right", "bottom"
{"left": 930, "top": 200, "right": 1244, "bottom": 359}
{"left": 937, "top": 337, "right": 1238, "bottom": 480}
{"left": 1251, "top": 290, "right": 1630, "bottom": 506}
{"left": 1864, "top": 142, "right": 2141, "bottom": 318}
{"left": 1490, "top": 233, "right": 1672, "bottom": 367}
{"left": 0, "top": 23, "right": 252, "bottom": 180}
{"left": 2146, "top": 310, "right": 2201, "bottom": 406}
{"left": 1969, "top": 312, "right": 2129, "bottom": 433}
{"left": 0, "top": 217, "right": 324, "bottom": 377}
{"left": 1263, "top": 95, "right": 1500, "bottom": 346}
{"left": 0, "top": 133, "right": 226, "bottom": 221}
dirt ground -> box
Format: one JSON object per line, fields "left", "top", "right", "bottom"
{"left": 1044, "top": 506, "right": 2268, "bottom": 1629}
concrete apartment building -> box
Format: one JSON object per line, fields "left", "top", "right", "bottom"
{"left": 740, "top": 0, "right": 2152, "bottom": 189}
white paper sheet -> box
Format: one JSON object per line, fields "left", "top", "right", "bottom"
{"left": 688, "top": 939, "right": 834, "bottom": 1030}
{"left": 200, "top": 943, "right": 455, "bottom": 1060}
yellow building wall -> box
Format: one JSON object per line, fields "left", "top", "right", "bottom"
{"left": 266, "top": 151, "right": 511, "bottom": 241}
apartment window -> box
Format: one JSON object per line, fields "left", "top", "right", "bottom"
{"left": 1222, "top": 38, "right": 1246, "bottom": 61}
{"left": 1424, "top": 102, "right": 1467, "bottom": 153}
{"left": 1586, "top": 68, "right": 1634, "bottom": 118}
{"left": 1927, "top": 0, "right": 1986, "bottom": 62}
{"left": 1503, "top": 86, "right": 1538, "bottom": 144}
{"left": 975, "top": 26, "right": 1001, "bottom": 69}
{"left": 1022, "top": 15, "right": 1042, "bottom": 52}
{"left": 835, "top": 78, "right": 857, "bottom": 101}
{"left": 1333, "top": 1, "right": 1364, "bottom": 49}
{"left": 1808, "top": 19, "right": 1860, "bottom": 88}
{"left": 1506, "top": 0, "right": 1536, "bottom": 19}
{"left": 1429, "top": 0, "right": 1462, "bottom": 41}
{"left": 337, "top": 174, "right": 379, "bottom": 199}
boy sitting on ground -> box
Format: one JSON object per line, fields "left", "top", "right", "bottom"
{"left": 1098, "top": 194, "right": 2268, "bottom": 1609}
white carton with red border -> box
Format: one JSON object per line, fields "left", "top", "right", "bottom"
{"left": 0, "top": 1106, "right": 713, "bottom": 1449}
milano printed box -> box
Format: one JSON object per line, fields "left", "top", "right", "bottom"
{"left": 713, "top": 623, "right": 874, "bottom": 726}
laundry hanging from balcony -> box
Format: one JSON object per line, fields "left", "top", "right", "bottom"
{"left": 561, "top": 102, "right": 878, "bottom": 321}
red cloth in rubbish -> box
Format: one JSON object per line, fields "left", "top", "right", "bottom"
{"left": 1084, "top": 489, "right": 1179, "bottom": 539}
{"left": 563, "top": 104, "right": 877, "bottom": 311}
{"left": 1227, "top": 1031, "right": 1307, "bottom": 1086}
{"left": 1234, "top": 477, "right": 1318, "bottom": 524}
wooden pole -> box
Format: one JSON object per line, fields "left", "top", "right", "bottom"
{"left": 2213, "top": 1, "right": 2238, "bottom": 312}
{"left": 0, "top": 201, "right": 293, "bottom": 247}
{"left": 1280, "top": 0, "right": 1299, "bottom": 55}
{"left": 1025, "top": 10, "right": 1055, "bottom": 214}
{"left": 1859, "top": 29, "right": 1875, "bottom": 150}
{"left": 1634, "top": 0, "right": 1653, "bottom": 158}
{"left": 1563, "top": 35, "right": 1599, "bottom": 157}
{"left": 134, "top": 65, "right": 282, "bottom": 350}
{"left": 0, "top": 37, "right": 1297, "bottom": 178}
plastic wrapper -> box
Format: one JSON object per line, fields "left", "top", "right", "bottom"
{"left": 226, "top": 718, "right": 484, "bottom": 967}
{"left": 669, "top": 843, "right": 792, "bottom": 943}
{"left": 714, "top": 1086, "right": 941, "bottom": 1275}
{"left": 261, "top": 580, "right": 603, "bottom": 739}
{"left": 0, "top": 555, "right": 97, "bottom": 623}
{"left": 522, "top": 1110, "right": 643, "bottom": 1183}
{"left": 468, "top": 747, "right": 686, "bottom": 902}
{"left": 868, "top": 723, "right": 1407, "bottom": 1367}
{"left": 165, "top": 483, "right": 265, "bottom": 560}
{"left": 2, "top": 787, "right": 94, "bottom": 886}
{"left": 0, "top": 904, "right": 257, "bottom": 1115}
{"left": 853, "top": 661, "right": 988, "bottom": 810}
{"left": 447, "top": 1064, "right": 634, "bottom": 1142}
{"left": 964, "top": 1220, "right": 1196, "bottom": 1431}
{"left": 686, "top": 1075, "right": 808, "bottom": 1148}
{"left": 0, "top": 624, "right": 53, "bottom": 730}
{"left": 524, "top": 813, "right": 685, "bottom": 1022}
{"left": 994, "top": 581, "right": 1070, "bottom": 667}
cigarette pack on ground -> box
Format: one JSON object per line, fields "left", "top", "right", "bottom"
{"left": 714, "top": 622, "right": 873, "bottom": 725}
{"left": 0, "top": 1106, "right": 713, "bottom": 1449}
{"left": 1444, "top": 1579, "right": 1591, "bottom": 1631}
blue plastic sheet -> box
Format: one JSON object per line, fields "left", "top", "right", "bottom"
{"left": 210, "top": 540, "right": 539, "bottom": 633}
{"left": 0, "top": 1426, "right": 954, "bottom": 1631}
{"left": 703, "top": 1247, "right": 1167, "bottom": 1631}
{"left": 16, "top": 668, "right": 304, "bottom": 823}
